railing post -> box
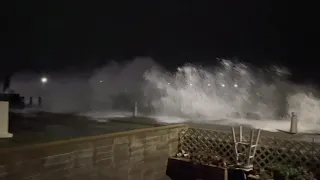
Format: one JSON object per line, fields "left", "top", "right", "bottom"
{"left": 290, "top": 112, "right": 298, "bottom": 134}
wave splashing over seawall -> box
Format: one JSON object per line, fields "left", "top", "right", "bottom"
{"left": 8, "top": 57, "right": 320, "bottom": 131}
{"left": 144, "top": 59, "right": 320, "bottom": 125}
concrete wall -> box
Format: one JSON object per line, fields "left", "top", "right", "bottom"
{"left": 0, "top": 124, "right": 187, "bottom": 180}
{"left": 0, "top": 101, "right": 12, "bottom": 138}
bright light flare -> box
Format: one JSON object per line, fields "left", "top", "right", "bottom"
{"left": 234, "top": 84, "right": 238, "bottom": 87}
{"left": 41, "top": 77, "right": 48, "bottom": 84}
{"left": 221, "top": 83, "right": 225, "bottom": 87}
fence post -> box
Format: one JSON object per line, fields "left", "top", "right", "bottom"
{"left": 133, "top": 101, "right": 138, "bottom": 117}
{"left": 290, "top": 112, "right": 298, "bottom": 134}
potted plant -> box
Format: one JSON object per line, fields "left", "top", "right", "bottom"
{"left": 166, "top": 149, "right": 228, "bottom": 180}
{"left": 167, "top": 149, "right": 252, "bottom": 180}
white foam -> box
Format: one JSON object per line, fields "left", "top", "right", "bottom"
{"left": 79, "top": 111, "right": 131, "bottom": 120}
{"left": 149, "top": 115, "right": 189, "bottom": 123}
{"left": 79, "top": 111, "right": 319, "bottom": 133}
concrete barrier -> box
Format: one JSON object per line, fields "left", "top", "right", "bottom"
{"left": 0, "top": 124, "right": 187, "bottom": 180}
{"left": 0, "top": 101, "right": 13, "bottom": 138}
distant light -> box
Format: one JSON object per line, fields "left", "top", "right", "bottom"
{"left": 234, "top": 84, "right": 238, "bottom": 87}
{"left": 208, "top": 84, "right": 211, "bottom": 86}
{"left": 41, "top": 77, "right": 48, "bottom": 84}
{"left": 189, "top": 83, "right": 193, "bottom": 86}
{"left": 221, "top": 83, "right": 225, "bottom": 87}
{"left": 168, "top": 82, "right": 170, "bottom": 85}
{"left": 100, "top": 80, "right": 103, "bottom": 83}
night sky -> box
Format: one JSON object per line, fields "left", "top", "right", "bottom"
{"left": 1, "top": 0, "right": 318, "bottom": 82}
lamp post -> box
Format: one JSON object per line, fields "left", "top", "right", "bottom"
{"left": 39, "top": 76, "right": 48, "bottom": 107}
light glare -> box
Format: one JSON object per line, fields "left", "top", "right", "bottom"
{"left": 41, "top": 77, "right": 48, "bottom": 83}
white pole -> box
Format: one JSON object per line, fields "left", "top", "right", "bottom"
{"left": 133, "top": 101, "right": 138, "bottom": 117}
{"left": 290, "top": 112, "right": 298, "bottom": 134}
{"left": 0, "top": 101, "right": 13, "bottom": 138}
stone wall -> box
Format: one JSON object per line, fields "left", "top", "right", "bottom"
{"left": 0, "top": 124, "right": 187, "bottom": 180}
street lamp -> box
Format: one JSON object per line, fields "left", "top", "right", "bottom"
{"left": 41, "top": 77, "right": 48, "bottom": 84}
{"left": 39, "top": 76, "right": 48, "bottom": 107}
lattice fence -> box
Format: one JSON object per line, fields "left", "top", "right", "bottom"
{"left": 178, "top": 128, "right": 320, "bottom": 178}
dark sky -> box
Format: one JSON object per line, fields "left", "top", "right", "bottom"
{"left": 1, "top": 0, "right": 318, "bottom": 82}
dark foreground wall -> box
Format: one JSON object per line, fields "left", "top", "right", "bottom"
{"left": 0, "top": 124, "right": 187, "bottom": 180}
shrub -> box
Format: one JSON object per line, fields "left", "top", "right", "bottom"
{"left": 267, "top": 164, "right": 314, "bottom": 180}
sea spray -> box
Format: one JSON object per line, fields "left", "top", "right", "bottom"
{"left": 143, "top": 59, "right": 318, "bottom": 122}
{"left": 7, "top": 57, "right": 320, "bottom": 132}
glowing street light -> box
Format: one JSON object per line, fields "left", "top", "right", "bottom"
{"left": 221, "top": 83, "right": 225, "bottom": 87}
{"left": 41, "top": 77, "right": 48, "bottom": 84}
{"left": 189, "top": 83, "right": 193, "bottom": 86}
{"left": 234, "top": 84, "right": 238, "bottom": 88}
